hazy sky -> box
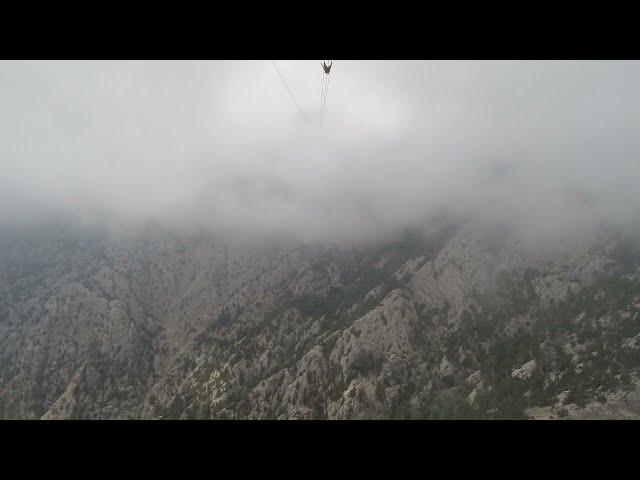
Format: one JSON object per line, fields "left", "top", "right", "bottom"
{"left": 1, "top": 60, "right": 639, "bottom": 244}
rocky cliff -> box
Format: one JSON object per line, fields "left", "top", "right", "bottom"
{"left": 1, "top": 221, "right": 639, "bottom": 419}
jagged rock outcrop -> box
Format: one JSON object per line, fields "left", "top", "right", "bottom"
{"left": 1, "top": 222, "right": 639, "bottom": 419}
{"left": 512, "top": 360, "right": 537, "bottom": 380}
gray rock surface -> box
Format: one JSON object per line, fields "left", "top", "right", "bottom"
{"left": 1, "top": 222, "right": 639, "bottom": 419}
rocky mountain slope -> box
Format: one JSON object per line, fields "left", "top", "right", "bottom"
{"left": 1, "top": 221, "right": 639, "bottom": 419}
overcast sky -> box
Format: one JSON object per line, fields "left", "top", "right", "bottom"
{"left": 1, "top": 60, "right": 639, "bottom": 244}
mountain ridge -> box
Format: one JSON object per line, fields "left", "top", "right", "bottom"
{"left": 1, "top": 221, "right": 639, "bottom": 419}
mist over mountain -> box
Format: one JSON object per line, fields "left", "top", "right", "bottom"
{"left": 2, "top": 61, "right": 640, "bottom": 245}
{"left": 1, "top": 61, "right": 640, "bottom": 419}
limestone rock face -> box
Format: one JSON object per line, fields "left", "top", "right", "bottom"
{"left": 1, "top": 221, "right": 639, "bottom": 419}
{"left": 466, "top": 370, "right": 482, "bottom": 387}
{"left": 511, "top": 360, "right": 537, "bottom": 380}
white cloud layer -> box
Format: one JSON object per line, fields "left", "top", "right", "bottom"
{"left": 1, "top": 60, "right": 639, "bottom": 244}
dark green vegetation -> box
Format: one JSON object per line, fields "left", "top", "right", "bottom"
{"left": 161, "top": 239, "right": 640, "bottom": 419}
{"left": 2, "top": 224, "right": 640, "bottom": 419}
{"left": 417, "top": 273, "right": 640, "bottom": 419}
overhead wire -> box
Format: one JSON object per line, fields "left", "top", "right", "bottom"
{"left": 320, "top": 60, "right": 332, "bottom": 126}
{"left": 322, "top": 70, "right": 331, "bottom": 125}
{"left": 320, "top": 67, "right": 326, "bottom": 124}
{"left": 271, "top": 60, "right": 308, "bottom": 121}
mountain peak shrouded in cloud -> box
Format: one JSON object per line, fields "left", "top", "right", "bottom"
{"left": 1, "top": 60, "right": 640, "bottom": 244}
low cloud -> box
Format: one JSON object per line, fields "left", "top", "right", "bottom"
{"left": 1, "top": 60, "right": 639, "bottom": 245}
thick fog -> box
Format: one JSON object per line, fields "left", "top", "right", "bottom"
{"left": 1, "top": 60, "right": 639, "bottom": 245}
